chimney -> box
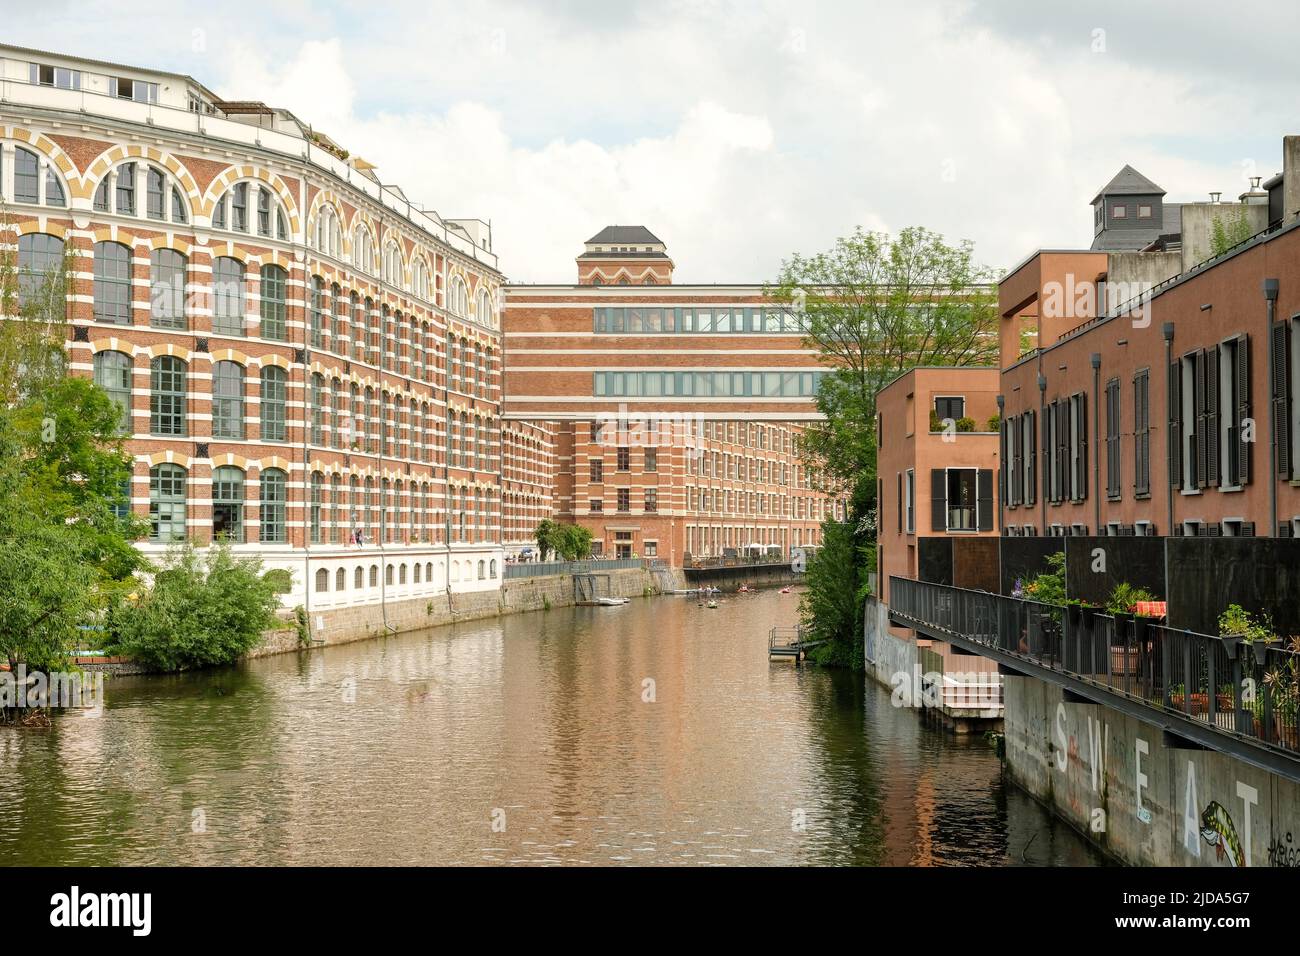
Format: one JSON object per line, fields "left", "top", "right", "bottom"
{"left": 1209, "top": 191, "right": 1222, "bottom": 203}
{"left": 1240, "top": 175, "right": 1268, "bottom": 205}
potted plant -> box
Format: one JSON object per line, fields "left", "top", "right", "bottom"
{"left": 1216, "top": 683, "right": 1236, "bottom": 715}
{"left": 1169, "top": 682, "right": 1209, "bottom": 716}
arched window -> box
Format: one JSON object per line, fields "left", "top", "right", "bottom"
{"left": 149, "top": 463, "right": 187, "bottom": 542}
{"left": 336, "top": 567, "right": 347, "bottom": 591}
{"left": 315, "top": 568, "right": 329, "bottom": 593}
{"left": 385, "top": 563, "right": 394, "bottom": 586}
{"left": 94, "top": 162, "right": 185, "bottom": 221}
{"left": 399, "top": 563, "right": 408, "bottom": 585}
{"left": 260, "top": 366, "right": 286, "bottom": 441}
{"left": 13, "top": 146, "right": 65, "bottom": 206}
{"left": 352, "top": 223, "right": 376, "bottom": 274}
{"left": 93, "top": 350, "right": 132, "bottom": 434}
{"left": 259, "top": 468, "right": 287, "bottom": 543}
{"left": 149, "top": 249, "right": 186, "bottom": 329}
{"left": 477, "top": 288, "right": 494, "bottom": 329}
{"left": 414, "top": 563, "right": 422, "bottom": 584}
{"left": 477, "top": 560, "right": 486, "bottom": 580}
{"left": 211, "top": 362, "right": 244, "bottom": 439}
{"left": 259, "top": 265, "right": 287, "bottom": 340}
{"left": 412, "top": 256, "right": 430, "bottom": 301}
{"left": 311, "top": 203, "right": 342, "bottom": 257}
{"left": 212, "top": 181, "right": 289, "bottom": 240}
{"left": 449, "top": 276, "right": 468, "bottom": 316}
{"left": 330, "top": 473, "right": 343, "bottom": 543}
{"left": 149, "top": 355, "right": 186, "bottom": 436}
{"left": 382, "top": 240, "right": 404, "bottom": 287}
{"left": 92, "top": 242, "right": 132, "bottom": 325}
{"left": 354, "top": 566, "right": 364, "bottom": 589}
{"left": 369, "top": 565, "right": 379, "bottom": 588}
{"left": 16, "top": 233, "right": 64, "bottom": 311}
{"left": 490, "top": 559, "right": 498, "bottom": 578}
{"left": 145, "top": 165, "right": 189, "bottom": 223}
{"left": 211, "top": 257, "right": 245, "bottom": 336}
{"left": 212, "top": 466, "right": 245, "bottom": 541}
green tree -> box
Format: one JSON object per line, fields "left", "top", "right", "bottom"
{"left": 107, "top": 542, "right": 280, "bottom": 672}
{"left": 771, "top": 227, "right": 998, "bottom": 670}
{"left": 798, "top": 518, "right": 868, "bottom": 669}
{"left": 556, "top": 524, "right": 594, "bottom": 560}
{"left": 0, "top": 225, "right": 143, "bottom": 677}
{"left": 534, "top": 518, "right": 562, "bottom": 561}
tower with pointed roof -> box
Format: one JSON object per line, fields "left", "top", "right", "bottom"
{"left": 1090, "top": 164, "right": 1181, "bottom": 251}
{"left": 576, "top": 225, "right": 674, "bottom": 284}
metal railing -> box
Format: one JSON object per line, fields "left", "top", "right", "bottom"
{"left": 889, "top": 577, "right": 1300, "bottom": 757}
{"left": 503, "top": 557, "right": 648, "bottom": 579}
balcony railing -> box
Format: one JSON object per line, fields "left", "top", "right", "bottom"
{"left": 888, "top": 576, "right": 1300, "bottom": 761}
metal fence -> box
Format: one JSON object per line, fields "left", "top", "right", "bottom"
{"left": 889, "top": 576, "right": 1300, "bottom": 756}
{"left": 503, "top": 558, "right": 648, "bottom": 579}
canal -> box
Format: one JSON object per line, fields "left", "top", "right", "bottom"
{"left": 0, "top": 589, "right": 1105, "bottom": 866}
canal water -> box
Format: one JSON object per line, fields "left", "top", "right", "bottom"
{"left": 0, "top": 589, "right": 1104, "bottom": 866}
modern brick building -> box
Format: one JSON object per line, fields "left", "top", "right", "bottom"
{"left": 0, "top": 44, "right": 505, "bottom": 610}
{"left": 999, "top": 134, "right": 1300, "bottom": 541}
{"left": 502, "top": 227, "right": 843, "bottom": 565}
{"left": 875, "top": 366, "right": 1001, "bottom": 605}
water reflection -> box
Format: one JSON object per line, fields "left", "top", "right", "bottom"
{"left": 0, "top": 590, "right": 1103, "bottom": 866}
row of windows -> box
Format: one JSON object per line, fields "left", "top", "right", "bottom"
{"left": 312, "top": 557, "right": 499, "bottom": 595}
{"left": 77, "top": 239, "right": 496, "bottom": 386}
{"left": 149, "top": 463, "right": 499, "bottom": 545}
{"left": 94, "top": 351, "right": 499, "bottom": 466}
{"left": 149, "top": 463, "right": 286, "bottom": 543}
{"left": 593, "top": 370, "right": 830, "bottom": 398}
{"left": 4, "top": 132, "right": 496, "bottom": 326}
{"left": 592, "top": 306, "right": 806, "bottom": 335}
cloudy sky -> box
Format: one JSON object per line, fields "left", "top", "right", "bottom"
{"left": 7, "top": 1, "right": 1296, "bottom": 281}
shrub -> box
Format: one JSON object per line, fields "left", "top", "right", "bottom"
{"left": 263, "top": 568, "right": 293, "bottom": 594}
{"left": 109, "top": 542, "right": 281, "bottom": 671}
{"left": 1106, "top": 582, "right": 1155, "bottom": 615}
{"left": 955, "top": 416, "right": 976, "bottom": 432}
{"left": 986, "top": 413, "right": 1001, "bottom": 432}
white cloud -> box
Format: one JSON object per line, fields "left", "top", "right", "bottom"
{"left": 7, "top": 0, "right": 1298, "bottom": 281}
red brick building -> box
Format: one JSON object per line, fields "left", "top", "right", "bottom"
{"left": 999, "top": 138, "right": 1300, "bottom": 540}
{"left": 0, "top": 44, "right": 505, "bottom": 609}
{"left": 502, "top": 227, "right": 842, "bottom": 565}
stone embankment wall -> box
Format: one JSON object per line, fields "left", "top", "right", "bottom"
{"left": 250, "top": 565, "right": 686, "bottom": 658}
{"left": 1004, "top": 675, "right": 1300, "bottom": 867}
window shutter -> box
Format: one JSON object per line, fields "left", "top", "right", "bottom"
{"left": 896, "top": 472, "right": 902, "bottom": 534}
{"left": 1205, "top": 345, "right": 1220, "bottom": 487}
{"left": 1056, "top": 400, "right": 1069, "bottom": 502}
{"left": 1075, "top": 392, "right": 1088, "bottom": 501}
{"left": 1168, "top": 360, "right": 1182, "bottom": 487}
{"left": 1273, "top": 320, "right": 1291, "bottom": 478}
{"left": 930, "top": 469, "right": 947, "bottom": 532}
{"left": 1042, "top": 404, "right": 1052, "bottom": 503}
{"left": 1135, "top": 370, "right": 1150, "bottom": 495}
{"left": 1194, "top": 350, "right": 1208, "bottom": 488}
{"left": 1236, "top": 333, "right": 1251, "bottom": 485}
{"left": 1000, "top": 419, "right": 1008, "bottom": 503}
{"left": 1240, "top": 521, "right": 1256, "bottom": 537}
{"left": 1026, "top": 409, "right": 1037, "bottom": 505}
{"left": 977, "top": 469, "right": 994, "bottom": 531}
{"left": 1009, "top": 416, "right": 1020, "bottom": 506}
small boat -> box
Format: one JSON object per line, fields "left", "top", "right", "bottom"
{"left": 706, "top": 600, "right": 719, "bottom": 609}
{"left": 779, "top": 586, "right": 792, "bottom": 594}
{"left": 737, "top": 585, "right": 752, "bottom": 594}
{"left": 594, "top": 596, "right": 629, "bottom": 606}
